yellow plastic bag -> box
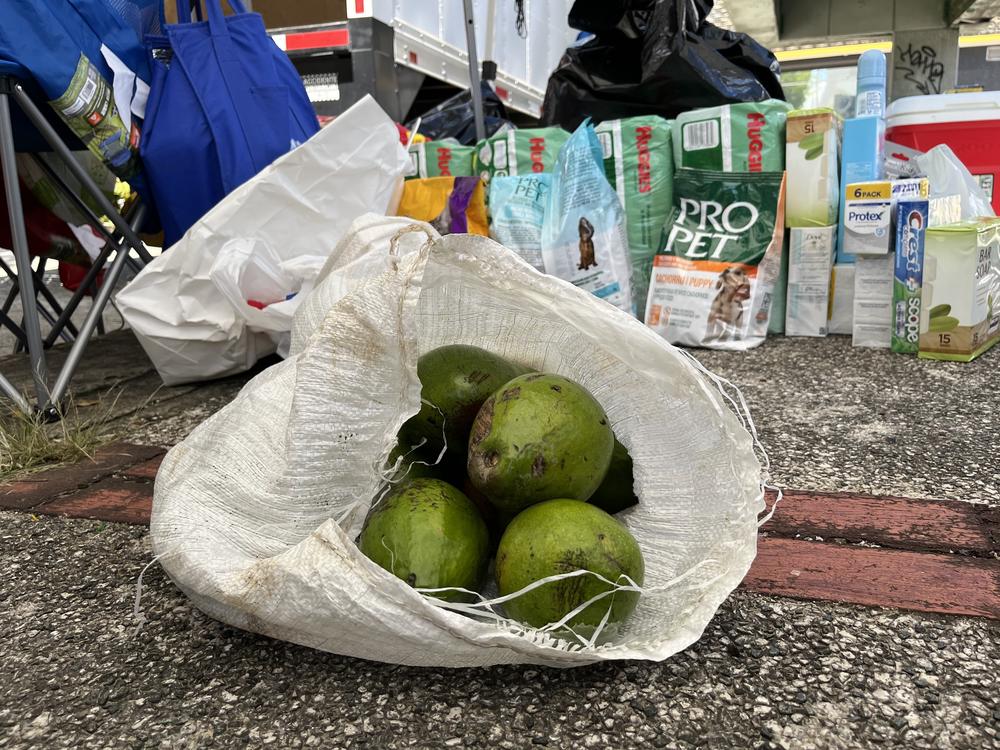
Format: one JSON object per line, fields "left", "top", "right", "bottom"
{"left": 396, "top": 176, "right": 488, "bottom": 236}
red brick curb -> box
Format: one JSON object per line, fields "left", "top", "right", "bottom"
{"left": 32, "top": 478, "right": 153, "bottom": 525}
{"left": 745, "top": 537, "right": 1000, "bottom": 620}
{"left": 122, "top": 455, "right": 164, "bottom": 482}
{"left": 763, "top": 489, "right": 1000, "bottom": 557}
{"left": 0, "top": 442, "right": 164, "bottom": 510}
{"left": 3, "top": 450, "right": 1000, "bottom": 620}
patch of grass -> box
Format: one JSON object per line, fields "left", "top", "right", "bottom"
{"left": 0, "top": 394, "right": 119, "bottom": 481}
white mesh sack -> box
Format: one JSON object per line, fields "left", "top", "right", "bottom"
{"left": 288, "top": 214, "right": 440, "bottom": 358}
{"left": 149, "top": 226, "right": 766, "bottom": 668}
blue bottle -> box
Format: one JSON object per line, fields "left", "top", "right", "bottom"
{"left": 855, "top": 50, "right": 887, "bottom": 119}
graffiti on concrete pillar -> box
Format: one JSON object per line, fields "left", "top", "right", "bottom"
{"left": 895, "top": 43, "right": 946, "bottom": 95}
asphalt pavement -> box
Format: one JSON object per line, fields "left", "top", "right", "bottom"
{"left": 2, "top": 329, "right": 999, "bottom": 749}
{"left": 1, "top": 511, "right": 997, "bottom": 750}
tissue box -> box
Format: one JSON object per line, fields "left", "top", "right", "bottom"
{"left": 786, "top": 226, "right": 836, "bottom": 336}
{"left": 919, "top": 219, "right": 1000, "bottom": 361}
{"left": 785, "top": 109, "right": 840, "bottom": 227}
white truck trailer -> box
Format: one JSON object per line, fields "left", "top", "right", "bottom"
{"left": 250, "top": 0, "right": 576, "bottom": 121}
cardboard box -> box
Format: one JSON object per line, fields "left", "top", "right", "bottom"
{"left": 249, "top": 0, "right": 347, "bottom": 29}
{"left": 785, "top": 109, "right": 841, "bottom": 228}
{"left": 786, "top": 226, "right": 836, "bottom": 336}
{"left": 853, "top": 255, "right": 895, "bottom": 348}
{"left": 919, "top": 219, "right": 1000, "bottom": 361}
{"left": 769, "top": 238, "right": 790, "bottom": 335}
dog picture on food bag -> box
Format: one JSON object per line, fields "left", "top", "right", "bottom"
{"left": 707, "top": 266, "right": 752, "bottom": 340}
{"left": 577, "top": 216, "right": 597, "bottom": 270}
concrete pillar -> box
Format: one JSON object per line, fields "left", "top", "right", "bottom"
{"left": 890, "top": 28, "right": 960, "bottom": 100}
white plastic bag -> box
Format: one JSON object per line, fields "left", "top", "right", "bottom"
{"left": 916, "top": 144, "right": 996, "bottom": 220}
{"left": 150, "top": 224, "right": 765, "bottom": 668}
{"left": 117, "top": 96, "right": 409, "bottom": 385}
{"left": 209, "top": 238, "right": 326, "bottom": 360}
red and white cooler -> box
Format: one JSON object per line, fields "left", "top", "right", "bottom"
{"left": 886, "top": 92, "right": 1000, "bottom": 214}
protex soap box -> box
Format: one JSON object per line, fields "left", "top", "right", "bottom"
{"left": 890, "top": 196, "right": 930, "bottom": 353}
{"left": 843, "top": 178, "right": 930, "bottom": 257}
{"left": 785, "top": 108, "right": 841, "bottom": 228}
{"left": 843, "top": 181, "right": 893, "bottom": 256}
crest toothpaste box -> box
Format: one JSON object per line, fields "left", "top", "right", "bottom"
{"left": 891, "top": 196, "right": 930, "bottom": 353}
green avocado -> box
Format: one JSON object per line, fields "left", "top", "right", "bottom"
{"left": 358, "top": 479, "right": 489, "bottom": 601}
{"left": 587, "top": 436, "right": 638, "bottom": 515}
{"left": 400, "top": 345, "right": 529, "bottom": 462}
{"left": 467, "top": 373, "right": 614, "bottom": 514}
{"left": 496, "top": 499, "right": 644, "bottom": 638}
{"left": 384, "top": 440, "right": 463, "bottom": 485}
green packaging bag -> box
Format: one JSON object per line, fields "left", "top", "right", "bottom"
{"left": 595, "top": 116, "right": 674, "bottom": 316}
{"left": 645, "top": 168, "right": 787, "bottom": 350}
{"left": 673, "top": 100, "right": 792, "bottom": 173}
{"left": 407, "top": 140, "right": 475, "bottom": 180}
{"left": 474, "top": 127, "right": 569, "bottom": 182}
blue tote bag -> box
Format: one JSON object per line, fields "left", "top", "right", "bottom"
{"left": 141, "top": 0, "right": 319, "bottom": 247}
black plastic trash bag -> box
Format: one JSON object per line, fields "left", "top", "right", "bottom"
{"left": 542, "top": 0, "right": 784, "bottom": 130}
{"left": 409, "top": 82, "right": 512, "bottom": 145}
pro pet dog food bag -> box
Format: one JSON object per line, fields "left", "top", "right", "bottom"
{"left": 673, "top": 101, "right": 792, "bottom": 173}
{"left": 644, "top": 169, "right": 786, "bottom": 350}
{"left": 407, "top": 139, "right": 475, "bottom": 179}
{"left": 488, "top": 174, "right": 551, "bottom": 272}
{"left": 474, "top": 127, "right": 570, "bottom": 183}
{"left": 541, "top": 122, "right": 632, "bottom": 314}
{"left": 595, "top": 116, "right": 674, "bottom": 315}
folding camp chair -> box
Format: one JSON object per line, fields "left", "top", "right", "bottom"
{"left": 0, "top": 65, "right": 153, "bottom": 419}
